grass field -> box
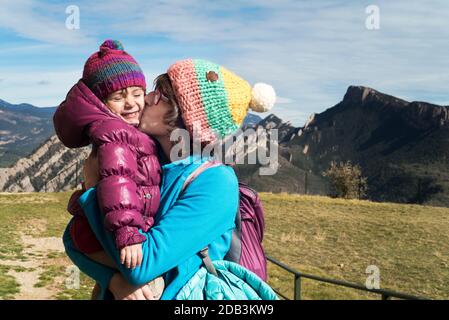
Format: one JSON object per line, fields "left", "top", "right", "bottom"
{"left": 0, "top": 191, "right": 447, "bottom": 300}
{"left": 263, "top": 193, "right": 449, "bottom": 299}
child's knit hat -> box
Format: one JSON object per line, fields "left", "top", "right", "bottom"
{"left": 82, "top": 40, "right": 146, "bottom": 100}
{"left": 167, "top": 59, "right": 276, "bottom": 143}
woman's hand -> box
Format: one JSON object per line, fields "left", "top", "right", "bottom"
{"left": 83, "top": 150, "right": 100, "bottom": 189}
{"left": 108, "top": 273, "right": 157, "bottom": 300}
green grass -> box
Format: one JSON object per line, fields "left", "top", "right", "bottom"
{"left": 0, "top": 265, "right": 20, "bottom": 299}
{"left": 55, "top": 272, "right": 96, "bottom": 300}
{"left": 34, "top": 265, "right": 66, "bottom": 288}
{"left": 0, "top": 192, "right": 94, "bottom": 299}
{"left": 0, "top": 191, "right": 448, "bottom": 299}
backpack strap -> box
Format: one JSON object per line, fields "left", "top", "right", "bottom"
{"left": 223, "top": 209, "right": 242, "bottom": 263}
{"left": 198, "top": 247, "right": 218, "bottom": 277}
{"left": 181, "top": 159, "right": 222, "bottom": 193}
{"left": 180, "top": 159, "right": 223, "bottom": 276}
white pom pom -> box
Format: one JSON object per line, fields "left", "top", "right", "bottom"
{"left": 249, "top": 83, "right": 276, "bottom": 112}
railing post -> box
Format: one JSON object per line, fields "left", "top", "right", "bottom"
{"left": 294, "top": 274, "right": 301, "bottom": 300}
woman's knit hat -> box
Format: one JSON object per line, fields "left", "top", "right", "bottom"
{"left": 167, "top": 59, "right": 276, "bottom": 143}
{"left": 82, "top": 40, "right": 146, "bottom": 101}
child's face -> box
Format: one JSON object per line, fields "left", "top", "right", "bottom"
{"left": 105, "top": 86, "right": 145, "bottom": 126}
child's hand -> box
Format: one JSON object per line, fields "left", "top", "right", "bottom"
{"left": 120, "top": 243, "right": 143, "bottom": 269}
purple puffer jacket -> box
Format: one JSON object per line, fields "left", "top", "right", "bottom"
{"left": 54, "top": 80, "right": 161, "bottom": 249}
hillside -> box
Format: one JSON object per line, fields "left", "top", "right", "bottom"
{"left": 3, "top": 86, "right": 449, "bottom": 208}
{"left": 0, "top": 99, "right": 56, "bottom": 167}
{"left": 0, "top": 136, "right": 90, "bottom": 192}
{"left": 0, "top": 104, "right": 261, "bottom": 169}
{"left": 0, "top": 192, "right": 447, "bottom": 299}
{"left": 284, "top": 86, "right": 449, "bottom": 206}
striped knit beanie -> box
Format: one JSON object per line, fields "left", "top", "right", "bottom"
{"left": 82, "top": 40, "right": 146, "bottom": 101}
{"left": 167, "top": 59, "right": 276, "bottom": 143}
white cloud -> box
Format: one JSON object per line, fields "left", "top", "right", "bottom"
{"left": 276, "top": 97, "right": 295, "bottom": 104}
{"left": 1, "top": 0, "right": 449, "bottom": 125}
{"left": 0, "top": 0, "right": 94, "bottom": 46}
{"left": 88, "top": 0, "right": 449, "bottom": 125}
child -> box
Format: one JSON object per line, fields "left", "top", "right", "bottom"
{"left": 54, "top": 40, "right": 163, "bottom": 294}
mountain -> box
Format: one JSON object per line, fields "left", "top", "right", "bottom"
{"left": 257, "top": 114, "right": 299, "bottom": 142}
{"left": 2, "top": 86, "right": 449, "bottom": 208}
{"left": 231, "top": 113, "right": 328, "bottom": 195}
{"left": 0, "top": 111, "right": 325, "bottom": 195}
{"left": 0, "top": 103, "right": 260, "bottom": 168}
{"left": 0, "top": 135, "right": 90, "bottom": 192}
{"left": 0, "top": 99, "right": 57, "bottom": 167}
{"left": 283, "top": 86, "right": 449, "bottom": 206}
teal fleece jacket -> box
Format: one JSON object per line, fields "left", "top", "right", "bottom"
{"left": 63, "top": 155, "right": 239, "bottom": 299}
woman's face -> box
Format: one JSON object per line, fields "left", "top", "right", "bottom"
{"left": 138, "top": 90, "right": 173, "bottom": 137}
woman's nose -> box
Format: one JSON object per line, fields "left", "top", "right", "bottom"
{"left": 145, "top": 92, "right": 155, "bottom": 106}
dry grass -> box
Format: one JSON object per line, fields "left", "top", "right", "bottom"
{"left": 0, "top": 192, "right": 94, "bottom": 300}
{"left": 0, "top": 191, "right": 448, "bottom": 299}
{"left": 262, "top": 193, "right": 449, "bottom": 299}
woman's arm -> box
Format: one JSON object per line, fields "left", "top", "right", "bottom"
{"left": 124, "top": 166, "right": 238, "bottom": 285}
{"left": 79, "top": 165, "right": 239, "bottom": 287}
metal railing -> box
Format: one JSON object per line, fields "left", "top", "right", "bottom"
{"left": 266, "top": 255, "right": 428, "bottom": 300}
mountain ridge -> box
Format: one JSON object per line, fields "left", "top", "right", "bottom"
{"left": 0, "top": 100, "right": 57, "bottom": 167}
{"left": 2, "top": 87, "right": 449, "bottom": 207}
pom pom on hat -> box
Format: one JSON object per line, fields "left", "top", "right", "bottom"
{"left": 249, "top": 83, "right": 276, "bottom": 112}
{"left": 99, "top": 40, "right": 125, "bottom": 58}
{"left": 100, "top": 39, "right": 124, "bottom": 51}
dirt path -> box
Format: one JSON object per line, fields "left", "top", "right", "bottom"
{"left": 1, "top": 234, "right": 65, "bottom": 300}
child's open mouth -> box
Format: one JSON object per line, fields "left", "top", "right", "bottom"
{"left": 121, "top": 111, "right": 139, "bottom": 120}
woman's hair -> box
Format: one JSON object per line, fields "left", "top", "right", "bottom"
{"left": 153, "top": 73, "right": 184, "bottom": 132}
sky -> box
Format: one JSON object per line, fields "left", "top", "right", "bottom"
{"left": 0, "top": 0, "right": 448, "bottom": 126}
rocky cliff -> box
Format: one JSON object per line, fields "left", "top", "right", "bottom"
{"left": 0, "top": 135, "right": 90, "bottom": 192}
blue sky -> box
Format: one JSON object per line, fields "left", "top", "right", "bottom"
{"left": 0, "top": 0, "right": 448, "bottom": 126}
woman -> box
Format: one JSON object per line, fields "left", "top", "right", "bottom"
{"left": 63, "top": 59, "right": 276, "bottom": 300}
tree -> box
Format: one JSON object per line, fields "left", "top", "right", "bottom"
{"left": 322, "top": 161, "right": 368, "bottom": 199}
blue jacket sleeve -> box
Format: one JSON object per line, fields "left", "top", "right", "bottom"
{"left": 124, "top": 165, "right": 239, "bottom": 286}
